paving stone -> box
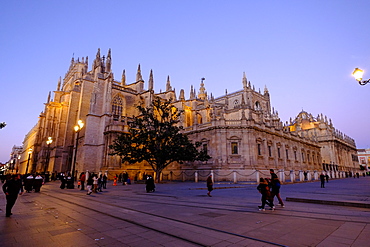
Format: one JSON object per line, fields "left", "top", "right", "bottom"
{"left": 0, "top": 177, "right": 369, "bottom": 247}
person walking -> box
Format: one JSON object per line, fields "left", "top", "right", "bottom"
{"left": 33, "top": 173, "right": 44, "bottom": 192}
{"left": 206, "top": 174, "right": 213, "bottom": 197}
{"left": 122, "top": 171, "right": 128, "bottom": 185}
{"left": 60, "top": 173, "right": 66, "bottom": 189}
{"left": 97, "top": 174, "right": 103, "bottom": 192}
{"left": 270, "top": 169, "right": 284, "bottom": 207}
{"left": 113, "top": 175, "right": 117, "bottom": 186}
{"left": 92, "top": 174, "right": 98, "bottom": 193}
{"left": 145, "top": 175, "right": 156, "bottom": 193}
{"left": 24, "top": 174, "right": 34, "bottom": 193}
{"left": 2, "top": 174, "right": 24, "bottom": 217}
{"left": 102, "top": 174, "right": 107, "bottom": 189}
{"left": 257, "top": 178, "right": 274, "bottom": 211}
{"left": 320, "top": 173, "right": 325, "bottom": 188}
{"left": 86, "top": 173, "right": 93, "bottom": 195}
{"left": 79, "top": 172, "right": 86, "bottom": 190}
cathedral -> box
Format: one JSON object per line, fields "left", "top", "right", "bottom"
{"left": 17, "top": 49, "right": 359, "bottom": 181}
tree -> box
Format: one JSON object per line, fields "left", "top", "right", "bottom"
{"left": 0, "top": 122, "right": 6, "bottom": 129}
{"left": 109, "top": 98, "right": 210, "bottom": 182}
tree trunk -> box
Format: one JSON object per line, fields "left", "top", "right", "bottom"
{"left": 155, "top": 170, "right": 162, "bottom": 183}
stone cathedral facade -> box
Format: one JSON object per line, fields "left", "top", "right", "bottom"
{"left": 18, "top": 49, "right": 359, "bottom": 181}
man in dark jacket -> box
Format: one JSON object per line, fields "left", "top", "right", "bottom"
{"left": 270, "top": 169, "right": 284, "bottom": 207}
{"left": 2, "top": 174, "right": 24, "bottom": 217}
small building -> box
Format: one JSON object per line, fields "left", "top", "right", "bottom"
{"left": 357, "top": 148, "right": 370, "bottom": 172}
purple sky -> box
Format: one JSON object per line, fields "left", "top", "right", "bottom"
{"left": 1, "top": 1, "right": 370, "bottom": 162}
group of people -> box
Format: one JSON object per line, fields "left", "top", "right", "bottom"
{"left": 58, "top": 172, "right": 107, "bottom": 194}
{"left": 256, "top": 169, "right": 284, "bottom": 211}
{"left": 2, "top": 173, "right": 49, "bottom": 217}
{"left": 257, "top": 169, "right": 284, "bottom": 211}
{"left": 117, "top": 172, "right": 130, "bottom": 185}
{"left": 206, "top": 169, "right": 285, "bottom": 211}
{"left": 24, "top": 173, "right": 44, "bottom": 192}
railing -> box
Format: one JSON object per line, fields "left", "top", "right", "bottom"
{"left": 160, "top": 169, "right": 349, "bottom": 184}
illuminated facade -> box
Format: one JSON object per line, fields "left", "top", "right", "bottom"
{"left": 17, "top": 49, "right": 360, "bottom": 180}
{"left": 357, "top": 148, "right": 370, "bottom": 171}
{"left": 286, "top": 111, "right": 359, "bottom": 175}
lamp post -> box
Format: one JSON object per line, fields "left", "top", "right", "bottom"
{"left": 16, "top": 155, "right": 20, "bottom": 173}
{"left": 11, "top": 159, "right": 15, "bottom": 173}
{"left": 44, "top": 137, "right": 53, "bottom": 174}
{"left": 352, "top": 68, "right": 370, "bottom": 85}
{"left": 25, "top": 148, "right": 32, "bottom": 175}
{"left": 71, "top": 120, "right": 84, "bottom": 188}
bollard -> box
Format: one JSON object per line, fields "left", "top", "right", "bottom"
{"left": 279, "top": 169, "right": 285, "bottom": 183}
{"left": 299, "top": 170, "right": 304, "bottom": 181}
{"left": 307, "top": 170, "right": 312, "bottom": 181}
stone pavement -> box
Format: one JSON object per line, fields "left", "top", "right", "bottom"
{"left": 0, "top": 176, "right": 369, "bottom": 247}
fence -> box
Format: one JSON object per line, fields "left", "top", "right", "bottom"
{"left": 161, "top": 169, "right": 348, "bottom": 184}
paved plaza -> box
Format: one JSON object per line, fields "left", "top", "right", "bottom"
{"left": 1, "top": 176, "right": 369, "bottom": 247}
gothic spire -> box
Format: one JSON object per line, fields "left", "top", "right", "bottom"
{"left": 136, "top": 64, "right": 143, "bottom": 81}
{"left": 180, "top": 89, "right": 185, "bottom": 100}
{"left": 166, "top": 75, "right": 172, "bottom": 91}
{"left": 57, "top": 76, "right": 61, "bottom": 91}
{"left": 93, "top": 48, "right": 101, "bottom": 70}
{"left": 242, "top": 72, "right": 248, "bottom": 89}
{"left": 106, "top": 48, "right": 112, "bottom": 72}
{"left": 190, "top": 85, "right": 195, "bottom": 99}
{"left": 121, "top": 69, "right": 126, "bottom": 85}
{"left": 47, "top": 91, "right": 51, "bottom": 103}
{"left": 198, "top": 77, "right": 206, "bottom": 100}
{"left": 148, "top": 69, "right": 154, "bottom": 91}
{"left": 264, "top": 85, "right": 269, "bottom": 95}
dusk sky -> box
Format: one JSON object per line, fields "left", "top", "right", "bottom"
{"left": 1, "top": 1, "right": 369, "bottom": 162}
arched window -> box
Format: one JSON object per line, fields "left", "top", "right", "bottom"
{"left": 185, "top": 109, "right": 192, "bottom": 127}
{"left": 255, "top": 101, "right": 261, "bottom": 110}
{"left": 112, "top": 95, "right": 123, "bottom": 121}
{"left": 233, "top": 99, "right": 239, "bottom": 109}
{"left": 229, "top": 136, "right": 241, "bottom": 155}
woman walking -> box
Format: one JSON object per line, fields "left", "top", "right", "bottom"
{"left": 257, "top": 178, "right": 274, "bottom": 211}
{"left": 86, "top": 173, "right": 93, "bottom": 195}
{"left": 206, "top": 174, "right": 213, "bottom": 197}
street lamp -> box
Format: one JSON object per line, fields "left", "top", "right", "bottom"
{"left": 44, "top": 137, "right": 53, "bottom": 174}
{"left": 25, "top": 148, "right": 32, "bottom": 175}
{"left": 352, "top": 68, "right": 370, "bottom": 85}
{"left": 71, "top": 120, "right": 84, "bottom": 188}
{"left": 11, "top": 159, "right": 15, "bottom": 173}
{"left": 16, "top": 155, "right": 20, "bottom": 173}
